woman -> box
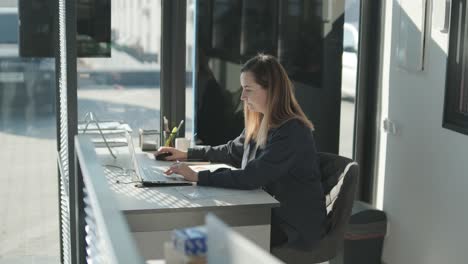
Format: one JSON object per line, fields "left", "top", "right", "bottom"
{"left": 157, "top": 54, "right": 326, "bottom": 250}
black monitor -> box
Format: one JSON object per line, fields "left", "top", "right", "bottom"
{"left": 18, "top": 0, "right": 111, "bottom": 57}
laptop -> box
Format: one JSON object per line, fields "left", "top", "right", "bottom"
{"left": 126, "top": 132, "right": 192, "bottom": 187}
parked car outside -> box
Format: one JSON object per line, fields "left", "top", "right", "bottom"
{"left": 341, "top": 22, "right": 359, "bottom": 100}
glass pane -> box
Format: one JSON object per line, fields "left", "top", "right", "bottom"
{"left": 195, "top": 0, "right": 346, "bottom": 154}
{"left": 0, "top": 3, "right": 59, "bottom": 263}
{"left": 278, "top": 0, "right": 323, "bottom": 87}
{"left": 343, "top": 24, "right": 357, "bottom": 51}
{"left": 340, "top": 0, "right": 360, "bottom": 159}
{"left": 186, "top": 0, "right": 195, "bottom": 140}
{"left": 461, "top": 79, "right": 468, "bottom": 114}
{"left": 443, "top": 0, "right": 468, "bottom": 134}
{"left": 195, "top": 0, "right": 244, "bottom": 146}
{"left": 240, "top": 0, "right": 277, "bottom": 57}
{"left": 459, "top": 12, "right": 468, "bottom": 114}
{"left": 211, "top": 0, "right": 241, "bottom": 61}
{"left": 78, "top": 0, "right": 162, "bottom": 145}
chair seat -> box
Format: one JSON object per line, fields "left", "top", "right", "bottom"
{"left": 271, "top": 232, "right": 342, "bottom": 264}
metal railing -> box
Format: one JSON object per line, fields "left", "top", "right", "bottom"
{"left": 74, "top": 135, "right": 145, "bottom": 264}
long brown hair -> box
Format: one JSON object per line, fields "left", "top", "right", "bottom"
{"left": 241, "top": 54, "right": 314, "bottom": 147}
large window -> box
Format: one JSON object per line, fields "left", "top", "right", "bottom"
{"left": 0, "top": 4, "right": 59, "bottom": 263}
{"left": 444, "top": 0, "right": 468, "bottom": 135}
{"left": 78, "top": 0, "right": 162, "bottom": 138}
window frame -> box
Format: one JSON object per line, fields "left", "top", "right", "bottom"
{"left": 443, "top": 0, "right": 468, "bottom": 135}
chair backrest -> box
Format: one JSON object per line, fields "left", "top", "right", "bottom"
{"left": 316, "top": 152, "right": 359, "bottom": 259}
{"left": 270, "top": 153, "right": 359, "bottom": 263}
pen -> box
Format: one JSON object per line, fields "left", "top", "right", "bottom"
{"left": 175, "top": 120, "right": 184, "bottom": 137}
{"left": 163, "top": 116, "right": 169, "bottom": 133}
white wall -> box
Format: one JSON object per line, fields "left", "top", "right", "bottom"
{"left": 381, "top": 0, "right": 468, "bottom": 263}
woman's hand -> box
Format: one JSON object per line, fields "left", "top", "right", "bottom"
{"left": 155, "top": 147, "right": 188, "bottom": 161}
{"left": 165, "top": 162, "right": 199, "bottom": 182}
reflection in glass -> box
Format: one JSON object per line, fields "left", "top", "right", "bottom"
{"left": 195, "top": 0, "right": 345, "bottom": 151}
{"left": 443, "top": 0, "right": 468, "bottom": 134}
{"left": 240, "top": 0, "right": 278, "bottom": 57}
{"left": 186, "top": 0, "right": 195, "bottom": 139}
{"left": 339, "top": 0, "right": 360, "bottom": 159}
{"left": 197, "top": 0, "right": 212, "bottom": 57}
{"left": 211, "top": 0, "right": 241, "bottom": 61}
{"left": 278, "top": 0, "right": 323, "bottom": 87}
{"left": 195, "top": 52, "right": 244, "bottom": 145}
{"left": 461, "top": 83, "right": 468, "bottom": 113}
{"left": 460, "top": 28, "right": 468, "bottom": 113}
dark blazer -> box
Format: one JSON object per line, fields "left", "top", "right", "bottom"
{"left": 188, "top": 119, "right": 326, "bottom": 249}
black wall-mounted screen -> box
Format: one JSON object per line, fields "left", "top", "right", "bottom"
{"left": 18, "top": 0, "right": 111, "bottom": 57}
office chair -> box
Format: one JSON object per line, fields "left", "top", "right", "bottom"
{"left": 271, "top": 152, "right": 359, "bottom": 264}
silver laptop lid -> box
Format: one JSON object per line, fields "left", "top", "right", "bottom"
{"left": 126, "top": 132, "right": 144, "bottom": 182}
{"left": 126, "top": 131, "right": 191, "bottom": 186}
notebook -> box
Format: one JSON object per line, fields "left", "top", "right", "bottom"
{"left": 126, "top": 132, "right": 192, "bottom": 187}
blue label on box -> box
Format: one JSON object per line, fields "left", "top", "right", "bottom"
{"left": 172, "top": 226, "right": 207, "bottom": 256}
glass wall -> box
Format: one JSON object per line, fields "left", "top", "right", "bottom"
{"left": 186, "top": 0, "right": 195, "bottom": 139}
{"left": 443, "top": 0, "right": 468, "bottom": 135}
{"left": 0, "top": 2, "right": 59, "bottom": 263}
{"left": 77, "top": 0, "right": 163, "bottom": 143}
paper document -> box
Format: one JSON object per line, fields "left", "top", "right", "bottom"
{"left": 189, "top": 163, "right": 237, "bottom": 172}
{"left": 78, "top": 122, "right": 132, "bottom": 133}
{"left": 83, "top": 129, "right": 127, "bottom": 135}
{"left": 78, "top": 121, "right": 121, "bottom": 130}
{"left": 92, "top": 137, "right": 127, "bottom": 147}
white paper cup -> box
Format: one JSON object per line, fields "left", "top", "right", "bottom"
{"left": 175, "top": 138, "right": 191, "bottom": 152}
